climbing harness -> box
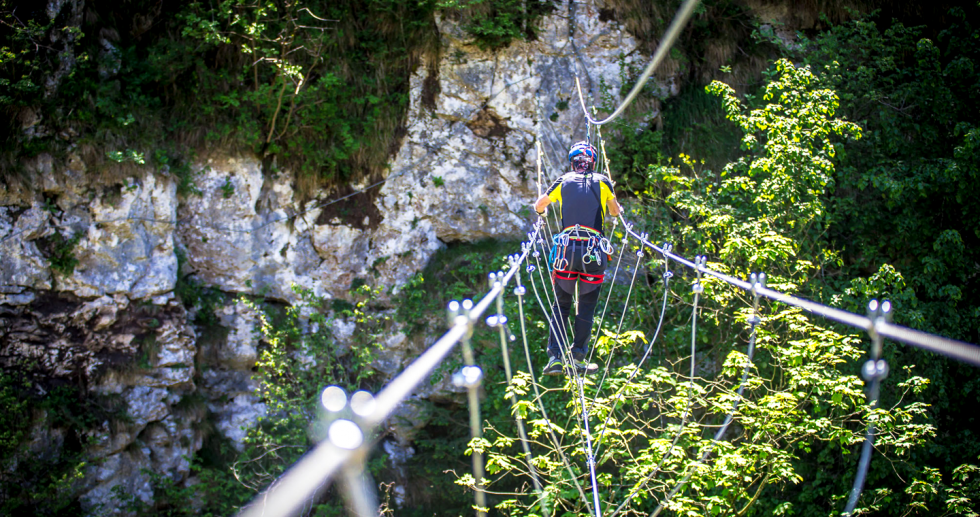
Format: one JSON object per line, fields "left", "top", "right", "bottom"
{"left": 549, "top": 225, "right": 611, "bottom": 284}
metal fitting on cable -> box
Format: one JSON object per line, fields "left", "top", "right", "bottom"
{"left": 862, "top": 359, "right": 889, "bottom": 382}
{"left": 693, "top": 255, "right": 706, "bottom": 294}
{"left": 453, "top": 365, "right": 483, "bottom": 388}
{"left": 486, "top": 314, "right": 509, "bottom": 328}
{"left": 447, "top": 300, "right": 461, "bottom": 327}
{"left": 863, "top": 299, "right": 892, "bottom": 382}
{"left": 319, "top": 385, "right": 375, "bottom": 451}
{"left": 749, "top": 272, "right": 766, "bottom": 325}
{"left": 661, "top": 242, "right": 673, "bottom": 281}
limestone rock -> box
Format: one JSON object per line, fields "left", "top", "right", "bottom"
{"left": 58, "top": 172, "right": 178, "bottom": 299}
{"left": 202, "top": 369, "right": 266, "bottom": 448}
{"left": 212, "top": 299, "right": 260, "bottom": 371}
{"left": 0, "top": 204, "right": 53, "bottom": 294}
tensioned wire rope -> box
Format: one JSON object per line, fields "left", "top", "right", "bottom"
{"left": 565, "top": 7, "right": 980, "bottom": 504}
{"left": 533, "top": 132, "right": 637, "bottom": 517}
{"left": 576, "top": 127, "right": 677, "bottom": 460}
{"left": 590, "top": 241, "right": 671, "bottom": 457}
{"left": 566, "top": 122, "right": 724, "bottom": 515}
{"left": 237, "top": 222, "right": 545, "bottom": 517}
{"left": 646, "top": 269, "right": 765, "bottom": 517}
{"left": 621, "top": 224, "right": 980, "bottom": 367}
{"left": 574, "top": 0, "right": 702, "bottom": 127}
{"left": 533, "top": 158, "right": 650, "bottom": 517}
{"left": 530, "top": 152, "right": 603, "bottom": 516}
{"left": 531, "top": 108, "right": 673, "bottom": 517}
{"left": 604, "top": 254, "right": 706, "bottom": 517}
{"left": 525, "top": 244, "right": 597, "bottom": 516}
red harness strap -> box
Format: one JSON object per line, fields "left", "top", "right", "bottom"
{"left": 554, "top": 269, "right": 604, "bottom": 284}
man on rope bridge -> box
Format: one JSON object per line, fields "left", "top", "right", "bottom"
{"left": 534, "top": 141, "right": 622, "bottom": 377}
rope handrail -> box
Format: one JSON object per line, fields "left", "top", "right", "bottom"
{"left": 620, "top": 217, "right": 980, "bottom": 367}
{"left": 237, "top": 221, "right": 544, "bottom": 517}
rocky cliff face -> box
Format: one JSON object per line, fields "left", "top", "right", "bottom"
{"left": 0, "top": 1, "right": 791, "bottom": 512}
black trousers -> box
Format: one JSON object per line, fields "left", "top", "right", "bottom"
{"left": 547, "top": 279, "right": 601, "bottom": 360}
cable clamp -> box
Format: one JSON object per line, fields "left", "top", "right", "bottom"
{"left": 453, "top": 365, "right": 483, "bottom": 388}
{"left": 861, "top": 359, "right": 889, "bottom": 382}
{"left": 485, "top": 314, "right": 509, "bottom": 328}
{"left": 866, "top": 299, "right": 893, "bottom": 361}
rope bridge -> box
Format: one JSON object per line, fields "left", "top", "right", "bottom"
{"left": 236, "top": 0, "right": 980, "bottom": 514}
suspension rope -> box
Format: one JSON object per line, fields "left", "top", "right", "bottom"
{"left": 648, "top": 272, "right": 765, "bottom": 517}
{"left": 529, "top": 222, "right": 605, "bottom": 517}
{"left": 592, "top": 238, "right": 671, "bottom": 457}
{"left": 585, "top": 218, "right": 629, "bottom": 360}
{"left": 608, "top": 255, "right": 706, "bottom": 517}
{"left": 238, "top": 221, "right": 542, "bottom": 517}
{"left": 573, "top": 0, "right": 701, "bottom": 127}
{"left": 843, "top": 300, "right": 891, "bottom": 516}
{"left": 525, "top": 249, "right": 596, "bottom": 516}
{"left": 487, "top": 265, "right": 548, "bottom": 515}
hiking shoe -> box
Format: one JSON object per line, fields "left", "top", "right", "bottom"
{"left": 543, "top": 356, "right": 564, "bottom": 376}
{"left": 568, "top": 357, "right": 599, "bottom": 375}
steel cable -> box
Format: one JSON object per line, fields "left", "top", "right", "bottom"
{"left": 648, "top": 277, "right": 764, "bottom": 517}
{"left": 620, "top": 219, "right": 980, "bottom": 367}
{"left": 608, "top": 256, "right": 705, "bottom": 517}
{"left": 573, "top": 0, "right": 702, "bottom": 127}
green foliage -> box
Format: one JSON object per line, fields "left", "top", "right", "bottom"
{"left": 395, "top": 240, "right": 513, "bottom": 332}
{"left": 437, "top": 0, "right": 556, "bottom": 51}
{"left": 477, "top": 58, "right": 939, "bottom": 517}
{"left": 794, "top": 9, "right": 980, "bottom": 515}
{"left": 0, "top": 372, "right": 118, "bottom": 515}
{"left": 660, "top": 84, "right": 742, "bottom": 176}
{"left": 112, "top": 469, "right": 200, "bottom": 517}
{"left": 220, "top": 177, "right": 234, "bottom": 199}
{"left": 180, "top": 284, "right": 386, "bottom": 514}
{"left": 1, "top": 0, "right": 440, "bottom": 189}
{"left": 45, "top": 231, "right": 81, "bottom": 276}
{"left": 0, "top": 371, "right": 30, "bottom": 463}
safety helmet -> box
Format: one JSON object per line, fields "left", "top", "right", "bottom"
{"left": 568, "top": 141, "right": 598, "bottom": 172}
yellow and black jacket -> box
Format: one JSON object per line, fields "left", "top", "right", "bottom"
{"left": 545, "top": 171, "right": 616, "bottom": 235}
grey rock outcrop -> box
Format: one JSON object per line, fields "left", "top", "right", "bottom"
{"left": 0, "top": 1, "right": 668, "bottom": 514}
